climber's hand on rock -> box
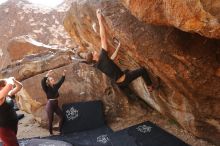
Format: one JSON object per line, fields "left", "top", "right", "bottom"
{"left": 113, "top": 37, "right": 121, "bottom": 48}
{"left": 96, "top": 9, "right": 102, "bottom": 20}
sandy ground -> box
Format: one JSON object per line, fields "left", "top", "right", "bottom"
{"left": 17, "top": 106, "right": 216, "bottom": 146}
{"left": 17, "top": 111, "right": 51, "bottom": 139}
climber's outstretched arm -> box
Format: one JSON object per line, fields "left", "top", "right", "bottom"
{"left": 97, "top": 9, "right": 108, "bottom": 52}
{"left": 110, "top": 39, "right": 121, "bottom": 60}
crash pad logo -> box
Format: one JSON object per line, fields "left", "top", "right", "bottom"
{"left": 97, "top": 134, "right": 110, "bottom": 144}
{"left": 136, "top": 125, "right": 152, "bottom": 133}
{"left": 66, "top": 107, "right": 79, "bottom": 121}
{"left": 19, "top": 140, "right": 30, "bottom": 146}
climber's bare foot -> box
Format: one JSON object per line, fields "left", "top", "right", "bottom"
{"left": 113, "top": 37, "right": 121, "bottom": 48}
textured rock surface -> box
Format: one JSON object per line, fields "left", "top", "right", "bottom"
{"left": 64, "top": 0, "right": 220, "bottom": 144}
{"left": 122, "top": 0, "right": 220, "bottom": 39}
{"left": 7, "top": 35, "right": 58, "bottom": 61}
{"left": 0, "top": 48, "right": 73, "bottom": 81}
{"left": 0, "top": 0, "right": 75, "bottom": 69}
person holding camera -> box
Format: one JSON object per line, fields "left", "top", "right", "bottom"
{"left": 0, "top": 77, "right": 23, "bottom": 146}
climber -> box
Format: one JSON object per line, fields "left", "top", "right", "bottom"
{"left": 0, "top": 77, "right": 23, "bottom": 146}
{"left": 41, "top": 69, "right": 66, "bottom": 135}
{"left": 84, "top": 9, "right": 156, "bottom": 100}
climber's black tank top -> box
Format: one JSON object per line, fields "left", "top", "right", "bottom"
{"left": 94, "top": 49, "right": 124, "bottom": 81}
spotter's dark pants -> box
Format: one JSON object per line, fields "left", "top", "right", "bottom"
{"left": 46, "top": 99, "right": 63, "bottom": 134}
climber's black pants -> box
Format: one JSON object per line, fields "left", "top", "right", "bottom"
{"left": 117, "top": 67, "right": 152, "bottom": 99}
{"left": 46, "top": 99, "right": 63, "bottom": 134}
{"left": 117, "top": 67, "right": 152, "bottom": 87}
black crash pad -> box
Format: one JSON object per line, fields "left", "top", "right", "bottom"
{"left": 127, "top": 121, "right": 190, "bottom": 146}
{"left": 53, "top": 121, "right": 189, "bottom": 146}
{"left": 109, "top": 129, "right": 137, "bottom": 146}
{"left": 61, "top": 100, "right": 105, "bottom": 134}
{"left": 47, "top": 126, "right": 113, "bottom": 146}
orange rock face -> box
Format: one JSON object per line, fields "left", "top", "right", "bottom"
{"left": 122, "top": 0, "right": 220, "bottom": 39}
{"left": 63, "top": 0, "right": 220, "bottom": 144}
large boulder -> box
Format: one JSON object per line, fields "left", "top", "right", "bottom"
{"left": 121, "top": 0, "right": 220, "bottom": 39}
{"left": 63, "top": 0, "right": 220, "bottom": 144}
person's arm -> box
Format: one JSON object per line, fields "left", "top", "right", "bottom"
{"left": 41, "top": 77, "right": 48, "bottom": 92}
{"left": 97, "top": 9, "right": 108, "bottom": 52}
{"left": 8, "top": 78, "right": 23, "bottom": 96}
{"left": 110, "top": 40, "right": 121, "bottom": 60}
{"left": 41, "top": 70, "right": 52, "bottom": 91}
{"left": 54, "top": 70, "right": 66, "bottom": 90}
{"left": 0, "top": 79, "right": 14, "bottom": 101}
